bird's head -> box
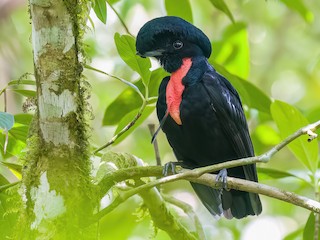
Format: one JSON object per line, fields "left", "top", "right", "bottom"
{"left": 136, "top": 16, "right": 211, "bottom": 73}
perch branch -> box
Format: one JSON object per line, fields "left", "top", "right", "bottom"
{"left": 96, "top": 120, "right": 320, "bottom": 219}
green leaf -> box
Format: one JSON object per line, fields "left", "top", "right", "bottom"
{"left": 0, "top": 134, "right": 26, "bottom": 158}
{"left": 211, "top": 22, "right": 249, "bottom": 79}
{"left": 0, "top": 162, "right": 22, "bottom": 175}
{"left": 0, "top": 112, "right": 14, "bottom": 131}
{"left": 93, "top": 0, "right": 107, "bottom": 24}
{"left": 303, "top": 213, "right": 319, "bottom": 240}
{"left": 11, "top": 89, "right": 36, "bottom": 97}
{"left": 108, "top": 0, "right": 120, "bottom": 4}
{"left": 165, "top": 0, "right": 193, "bottom": 23}
{"left": 254, "top": 124, "right": 281, "bottom": 146}
{"left": 9, "top": 126, "right": 29, "bottom": 142}
{"left": 114, "top": 33, "right": 151, "bottom": 86}
{"left": 0, "top": 172, "right": 9, "bottom": 186}
{"left": 102, "top": 68, "right": 166, "bottom": 126}
{"left": 270, "top": 100, "right": 319, "bottom": 173}
{"left": 283, "top": 228, "right": 303, "bottom": 240}
{"left": 306, "top": 106, "right": 320, "bottom": 124}
{"left": 209, "top": 0, "right": 234, "bottom": 23}
{"left": 148, "top": 68, "right": 168, "bottom": 96}
{"left": 211, "top": 61, "right": 271, "bottom": 114}
{"left": 280, "top": 0, "right": 314, "bottom": 23}
{"left": 103, "top": 87, "right": 143, "bottom": 126}
{"left": 8, "top": 80, "right": 36, "bottom": 86}
{"left": 13, "top": 114, "right": 33, "bottom": 126}
{"left": 258, "top": 167, "right": 304, "bottom": 180}
{"left": 113, "top": 106, "right": 155, "bottom": 144}
{"left": 0, "top": 123, "right": 29, "bottom": 158}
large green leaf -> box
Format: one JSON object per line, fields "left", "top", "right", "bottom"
{"left": 114, "top": 33, "right": 151, "bottom": 86}
{"left": 0, "top": 133, "right": 26, "bottom": 158}
{"left": 8, "top": 80, "right": 36, "bottom": 86}
{"left": 257, "top": 167, "right": 306, "bottom": 182}
{"left": 280, "top": 0, "right": 313, "bottom": 23}
{"left": 147, "top": 68, "right": 168, "bottom": 96}
{"left": 283, "top": 228, "right": 303, "bottom": 240}
{"left": 0, "top": 172, "right": 9, "bottom": 186}
{"left": 211, "top": 22, "right": 249, "bottom": 79}
{"left": 0, "top": 162, "right": 22, "bottom": 175}
{"left": 208, "top": 0, "right": 234, "bottom": 23}
{"left": 103, "top": 88, "right": 143, "bottom": 126}
{"left": 103, "top": 68, "right": 167, "bottom": 126}
{"left": 93, "top": 0, "right": 107, "bottom": 24}
{"left": 113, "top": 106, "right": 155, "bottom": 145}
{"left": 270, "top": 100, "right": 319, "bottom": 173}
{"left": 13, "top": 114, "right": 33, "bottom": 126}
{"left": 211, "top": 61, "right": 271, "bottom": 114}
{"left": 165, "top": 0, "right": 193, "bottom": 23}
{"left": 9, "top": 126, "right": 29, "bottom": 143}
{"left": 0, "top": 112, "right": 14, "bottom": 131}
{"left": 254, "top": 124, "right": 281, "bottom": 146}
{"left": 0, "top": 121, "right": 29, "bottom": 158}
{"left": 11, "top": 89, "right": 36, "bottom": 97}
{"left": 303, "top": 213, "right": 319, "bottom": 240}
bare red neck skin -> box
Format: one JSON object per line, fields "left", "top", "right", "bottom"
{"left": 166, "top": 58, "right": 192, "bottom": 125}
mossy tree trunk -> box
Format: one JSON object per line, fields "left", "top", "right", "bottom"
{"left": 19, "top": 0, "right": 97, "bottom": 238}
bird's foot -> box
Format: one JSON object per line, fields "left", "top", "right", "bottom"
{"left": 163, "top": 161, "right": 183, "bottom": 176}
{"left": 216, "top": 168, "right": 229, "bottom": 190}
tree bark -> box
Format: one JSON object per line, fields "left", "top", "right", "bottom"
{"left": 19, "top": 0, "right": 96, "bottom": 238}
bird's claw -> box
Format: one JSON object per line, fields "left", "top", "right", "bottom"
{"left": 216, "top": 168, "right": 228, "bottom": 190}
{"left": 163, "top": 161, "right": 183, "bottom": 176}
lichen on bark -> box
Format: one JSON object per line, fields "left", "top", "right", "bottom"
{"left": 18, "top": 0, "right": 97, "bottom": 238}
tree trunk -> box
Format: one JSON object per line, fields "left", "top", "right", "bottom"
{"left": 19, "top": 0, "right": 96, "bottom": 238}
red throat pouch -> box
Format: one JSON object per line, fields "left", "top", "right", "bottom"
{"left": 166, "top": 58, "right": 192, "bottom": 125}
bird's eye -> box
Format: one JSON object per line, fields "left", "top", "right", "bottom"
{"left": 173, "top": 40, "right": 183, "bottom": 50}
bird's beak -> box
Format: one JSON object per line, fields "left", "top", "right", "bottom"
{"left": 136, "top": 49, "right": 165, "bottom": 58}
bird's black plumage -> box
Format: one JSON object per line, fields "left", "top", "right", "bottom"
{"left": 136, "top": 16, "right": 262, "bottom": 219}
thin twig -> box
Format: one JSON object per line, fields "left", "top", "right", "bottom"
{"left": 4, "top": 89, "right": 7, "bottom": 112}
{"left": 315, "top": 192, "right": 320, "bottom": 240}
{"left": 84, "top": 64, "right": 144, "bottom": 100}
{"left": 106, "top": 1, "right": 134, "bottom": 36}
{"left": 148, "top": 124, "right": 162, "bottom": 166}
{"left": 93, "top": 101, "right": 147, "bottom": 154}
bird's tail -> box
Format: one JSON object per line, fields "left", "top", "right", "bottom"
{"left": 190, "top": 182, "right": 262, "bottom": 219}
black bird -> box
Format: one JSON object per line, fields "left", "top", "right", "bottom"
{"left": 136, "top": 16, "right": 262, "bottom": 219}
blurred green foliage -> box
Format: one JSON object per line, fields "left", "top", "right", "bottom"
{"left": 0, "top": 0, "right": 320, "bottom": 239}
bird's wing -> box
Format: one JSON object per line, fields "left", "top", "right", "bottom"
{"left": 201, "top": 71, "right": 258, "bottom": 181}
{"left": 201, "top": 71, "right": 262, "bottom": 215}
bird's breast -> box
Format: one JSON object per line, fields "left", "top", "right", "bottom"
{"left": 166, "top": 58, "right": 192, "bottom": 125}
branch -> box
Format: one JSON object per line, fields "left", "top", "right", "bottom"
{"left": 138, "top": 182, "right": 197, "bottom": 240}
{"left": 148, "top": 123, "right": 162, "bottom": 166}
{"left": 96, "top": 120, "right": 320, "bottom": 216}
{"left": 93, "top": 155, "right": 197, "bottom": 240}
{"left": 163, "top": 195, "right": 206, "bottom": 240}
